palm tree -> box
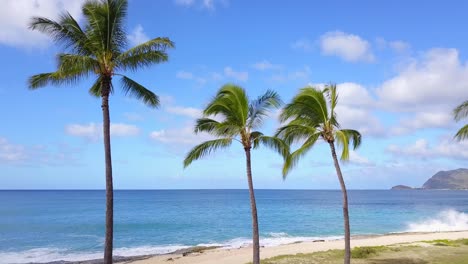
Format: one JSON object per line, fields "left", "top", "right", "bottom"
{"left": 28, "top": 1, "right": 174, "bottom": 263}
{"left": 276, "top": 84, "right": 361, "bottom": 264}
{"left": 183, "top": 84, "right": 288, "bottom": 264}
{"left": 453, "top": 100, "right": 468, "bottom": 141}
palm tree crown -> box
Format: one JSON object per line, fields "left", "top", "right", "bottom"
{"left": 277, "top": 84, "right": 361, "bottom": 176}
{"left": 184, "top": 84, "right": 288, "bottom": 167}
{"left": 453, "top": 100, "right": 468, "bottom": 141}
{"left": 28, "top": 0, "right": 174, "bottom": 104}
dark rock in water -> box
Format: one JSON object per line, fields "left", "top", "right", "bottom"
{"left": 422, "top": 168, "right": 468, "bottom": 189}
{"left": 391, "top": 185, "right": 413, "bottom": 190}
{"left": 313, "top": 239, "right": 325, "bottom": 242}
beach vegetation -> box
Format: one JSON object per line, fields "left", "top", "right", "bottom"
{"left": 27, "top": 0, "right": 174, "bottom": 263}
{"left": 183, "top": 84, "right": 288, "bottom": 264}
{"left": 276, "top": 84, "right": 361, "bottom": 264}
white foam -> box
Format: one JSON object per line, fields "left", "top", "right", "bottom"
{"left": 0, "top": 234, "right": 343, "bottom": 263}
{"left": 0, "top": 245, "right": 190, "bottom": 264}
{"left": 405, "top": 209, "right": 468, "bottom": 232}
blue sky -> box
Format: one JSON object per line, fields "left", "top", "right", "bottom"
{"left": 1, "top": 0, "right": 468, "bottom": 189}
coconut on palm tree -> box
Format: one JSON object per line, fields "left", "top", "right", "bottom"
{"left": 28, "top": 1, "right": 174, "bottom": 263}
{"left": 453, "top": 100, "right": 468, "bottom": 141}
{"left": 276, "top": 84, "right": 361, "bottom": 264}
{"left": 183, "top": 84, "right": 288, "bottom": 264}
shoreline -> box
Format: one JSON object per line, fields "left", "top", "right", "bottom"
{"left": 119, "top": 230, "right": 468, "bottom": 264}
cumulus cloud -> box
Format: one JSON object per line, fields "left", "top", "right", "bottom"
{"left": 0, "top": 137, "right": 81, "bottom": 166}
{"left": 391, "top": 112, "right": 455, "bottom": 135}
{"left": 251, "top": 60, "right": 282, "bottom": 71}
{"left": 150, "top": 125, "right": 213, "bottom": 146}
{"left": 348, "top": 151, "right": 375, "bottom": 166}
{"left": 377, "top": 48, "right": 468, "bottom": 111}
{"left": 0, "top": 0, "right": 85, "bottom": 48}
{"left": 224, "top": 67, "right": 249, "bottom": 82}
{"left": 65, "top": 123, "right": 140, "bottom": 141}
{"left": 387, "top": 138, "right": 468, "bottom": 160}
{"left": 291, "top": 39, "right": 313, "bottom": 52}
{"left": 319, "top": 31, "right": 374, "bottom": 62}
{"left": 174, "top": 0, "right": 227, "bottom": 10}
{"left": 127, "top": 24, "right": 149, "bottom": 46}
{"left": 376, "top": 38, "right": 410, "bottom": 53}
{"left": 175, "top": 70, "right": 207, "bottom": 86}
{"left": 165, "top": 106, "right": 202, "bottom": 119}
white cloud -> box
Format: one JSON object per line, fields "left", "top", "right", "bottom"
{"left": 0, "top": 137, "right": 81, "bottom": 166}
{"left": 336, "top": 82, "right": 375, "bottom": 107}
{"left": 65, "top": 123, "right": 140, "bottom": 141}
{"left": 123, "top": 112, "right": 144, "bottom": 122}
{"left": 376, "top": 38, "right": 410, "bottom": 53}
{"left": 175, "top": 70, "right": 207, "bottom": 85}
{"left": 0, "top": 137, "right": 27, "bottom": 162}
{"left": 224, "top": 67, "right": 249, "bottom": 82}
{"left": 270, "top": 66, "right": 311, "bottom": 82}
{"left": 387, "top": 138, "right": 468, "bottom": 160}
{"left": 0, "top": 0, "right": 85, "bottom": 48}
{"left": 166, "top": 106, "right": 202, "bottom": 119}
{"left": 348, "top": 151, "right": 375, "bottom": 166}
{"left": 391, "top": 112, "right": 454, "bottom": 135}
{"left": 377, "top": 48, "right": 468, "bottom": 111}
{"left": 319, "top": 31, "right": 374, "bottom": 62}
{"left": 335, "top": 105, "right": 385, "bottom": 137}
{"left": 291, "top": 39, "right": 313, "bottom": 52}
{"left": 174, "top": 0, "right": 195, "bottom": 7}
{"left": 127, "top": 24, "right": 149, "bottom": 46}
{"left": 176, "top": 71, "right": 194, "bottom": 80}
{"left": 174, "top": 0, "right": 227, "bottom": 10}
{"left": 251, "top": 60, "right": 282, "bottom": 71}
{"left": 150, "top": 125, "right": 213, "bottom": 146}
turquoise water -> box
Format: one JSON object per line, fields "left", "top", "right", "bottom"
{"left": 1, "top": 190, "right": 467, "bottom": 263}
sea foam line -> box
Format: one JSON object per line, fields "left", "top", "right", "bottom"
{"left": 405, "top": 209, "right": 468, "bottom": 233}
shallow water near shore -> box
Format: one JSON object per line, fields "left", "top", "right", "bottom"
{"left": 1, "top": 189, "right": 467, "bottom": 263}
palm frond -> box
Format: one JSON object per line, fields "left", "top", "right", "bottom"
{"left": 251, "top": 131, "right": 265, "bottom": 148}
{"left": 88, "top": 76, "right": 103, "bottom": 97}
{"left": 334, "top": 130, "right": 350, "bottom": 160}
{"left": 340, "top": 129, "right": 362, "bottom": 150}
{"left": 183, "top": 138, "right": 233, "bottom": 168}
{"left": 454, "top": 124, "right": 468, "bottom": 141}
{"left": 248, "top": 89, "right": 282, "bottom": 129}
{"left": 276, "top": 119, "right": 318, "bottom": 145}
{"left": 255, "top": 135, "right": 290, "bottom": 159}
{"left": 204, "top": 84, "right": 249, "bottom": 127}
{"left": 120, "top": 75, "right": 159, "bottom": 107}
{"left": 279, "top": 87, "right": 329, "bottom": 126}
{"left": 29, "top": 13, "right": 91, "bottom": 55}
{"left": 453, "top": 100, "right": 468, "bottom": 121}
{"left": 28, "top": 70, "right": 88, "bottom": 89}
{"left": 116, "top": 38, "right": 174, "bottom": 71}
{"left": 283, "top": 133, "right": 321, "bottom": 178}
{"left": 82, "top": 0, "right": 128, "bottom": 54}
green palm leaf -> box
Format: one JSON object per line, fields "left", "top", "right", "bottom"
{"left": 120, "top": 75, "right": 159, "bottom": 107}
{"left": 183, "top": 138, "right": 233, "bottom": 168}
{"left": 454, "top": 124, "right": 468, "bottom": 141}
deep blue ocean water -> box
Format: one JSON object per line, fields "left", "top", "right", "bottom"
{"left": 1, "top": 190, "right": 467, "bottom": 263}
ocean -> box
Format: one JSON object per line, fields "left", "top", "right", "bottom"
{"left": 1, "top": 190, "right": 467, "bottom": 263}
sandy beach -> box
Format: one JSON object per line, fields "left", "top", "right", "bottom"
{"left": 124, "top": 231, "right": 468, "bottom": 264}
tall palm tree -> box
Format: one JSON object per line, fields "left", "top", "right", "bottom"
{"left": 453, "top": 100, "right": 468, "bottom": 141}
{"left": 276, "top": 84, "right": 361, "bottom": 264}
{"left": 183, "top": 84, "right": 288, "bottom": 264}
{"left": 28, "top": 1, "right": 174, "bottom": 263}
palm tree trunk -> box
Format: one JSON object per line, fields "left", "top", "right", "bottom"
{"left": 244, "top": 147, "right": 260, "bottom": 264}
{"left": 102, "top": 77, "right": 114, "bottom": 264}
{"left": 328, "top": 142, "right": 351, "bottom": 264}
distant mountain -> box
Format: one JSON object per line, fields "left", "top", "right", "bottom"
{"left": 422, "top": 168, "right": 468, "bottom": 190}
{"left": 391, "top": 185, "right": 413, "bottom": 190}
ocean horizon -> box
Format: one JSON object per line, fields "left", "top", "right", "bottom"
{"left": 1, "top": 189, "right": 467, "bottom": 264}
